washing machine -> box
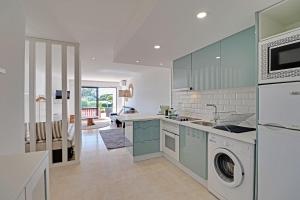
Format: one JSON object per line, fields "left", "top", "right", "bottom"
{"left": 208, "top": 133, "right": 255, "bottom": 200}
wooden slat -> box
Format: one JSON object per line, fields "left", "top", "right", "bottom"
{"left": 74, "top": 44, "right": 81, "bottom": 161}
{"left": 61, "top": 45, "right": 68, "bottom": 163}
{"left": 26, "top": 36, "right": 80, "bottom": 166}
{"left": 45, "top": 42, "right": 53, "bottom": 163}
{"left": 29, "top": 40, "right": 36, "bottom": 152}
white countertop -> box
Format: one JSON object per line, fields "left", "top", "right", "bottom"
{"left": 117, "top": 114, "right": 256, "bottom": 144}
{"left": 0, "top": 151, "right": 48, "bottom": 200}
{"left": 117, "top": 114, "right": 161, "bottom": 122}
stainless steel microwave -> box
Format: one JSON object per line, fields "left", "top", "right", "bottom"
{"left": 259, "top": 28, "right": 300, "bottom": 84}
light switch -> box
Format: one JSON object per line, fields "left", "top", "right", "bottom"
{"left": 0, "top": 67, "right": 6, "bottom": 74}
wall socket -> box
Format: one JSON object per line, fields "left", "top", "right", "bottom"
{"left": 0, "top": 67, "right": 6, "bottom": 74}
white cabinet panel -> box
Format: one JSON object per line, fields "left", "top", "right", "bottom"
{"left": 258, "top": 125, "right": 300, "bottom": 200}
{"left": 259, "top": 82, "right": 300, "bottom": 129}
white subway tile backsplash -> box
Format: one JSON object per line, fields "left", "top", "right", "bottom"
{"left": 224, "top": 93, "right": 236, "bottom": 99}
{"left": 236, "top": 93, "right": 249, "bottom": 99}
{"left": 218, "top": 99, "right": 230, "bottom": 105}
{"left": 172, "top": 87, "right": 256, "bottom": 121}
{"left": 224, "top": 105, "right": 236, "bottom": 112}
{"left": 230, "top": 99, "right": 243, "bottom": 105}
{"left": 243, "top": 99, "right": 256, "bottom": 106}
{"left": 236, "top": 105, "right": 249, "bottom": 113}
{"left": 214, "top": 94, "right": 224, "bottom": 99}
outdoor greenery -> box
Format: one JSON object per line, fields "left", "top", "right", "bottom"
{"left": 81, "top": 88, "right": 113, "bottom": 111}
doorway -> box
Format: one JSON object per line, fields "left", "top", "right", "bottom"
{"left": 81, "top": 87, "right": 117, "bottom": 118}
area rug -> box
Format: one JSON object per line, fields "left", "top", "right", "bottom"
{"left": 81, "top": 118, "right": 111, "bottom": 130}
{"left": 100, "top": 128, "right": 131, "bottom": 150}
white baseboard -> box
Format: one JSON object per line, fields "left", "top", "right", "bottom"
{"left": 133, "top": 152, "right": 163, "bottom": 162}
{"left": 163, "top": 153, "right": 208, "bottom": 188}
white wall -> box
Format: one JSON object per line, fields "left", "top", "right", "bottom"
{"left": 127, "top": 68, "right": 171, "bottom": 114}
{"left": 0, "top": 0, "right": 25, "bottom": 154}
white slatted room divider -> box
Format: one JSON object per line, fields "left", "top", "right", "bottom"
{"left": 25, "top": 37, "right": 81, "bottom": 167}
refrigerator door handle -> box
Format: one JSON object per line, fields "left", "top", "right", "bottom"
{"left": 290, "top": 91, "right": 300, "bottom": 95}
{"left": 260, "top": 123, "right": 287, "bottom": 129}
{"left": 260, "top": 123, "right": 300, "bottom": 131}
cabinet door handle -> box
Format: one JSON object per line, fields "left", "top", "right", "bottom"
{"left": 290, "top": 91, "right": 300, "bottom": 95}
{"left": 209, "top": 139, "right": 216, "bottom": 143}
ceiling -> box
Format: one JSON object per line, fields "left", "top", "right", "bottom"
{"left": 24, "top": 0, "right": 281, "bottom": 81}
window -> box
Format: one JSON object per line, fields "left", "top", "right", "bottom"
{"left": 81, "top": 87, "right": 117, "bottom": 118}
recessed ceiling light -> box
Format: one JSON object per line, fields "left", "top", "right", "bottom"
{"left": 197, "top": 12, "right": 207, "bottom": 19}
{"left": 216, "top": 56, "right": 221, "bottom": 59}
{"left": 159, "top": 63, "right": 163, "bottom": 66}
{"left": 154, "top": 45, "right": 161, "bottom": 49}
{"left": 136, "top": 60, "right": 140, "bottom": 63}
{"left": 91, "top": 57, "right": 96, "bottom": 61}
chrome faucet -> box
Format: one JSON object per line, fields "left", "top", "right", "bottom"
{"left": 206, "top": 104, "right": 219, "bottom": 123}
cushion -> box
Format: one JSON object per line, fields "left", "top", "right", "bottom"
{"left": 36, "top": 122, "right": 46, "bottom": 141}
{"left": 52, "top": 120, "right": 62, "bottom": 139}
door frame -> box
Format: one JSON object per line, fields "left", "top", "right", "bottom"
{"left": 81, "top": 86, "right": 118, "bottom": 116}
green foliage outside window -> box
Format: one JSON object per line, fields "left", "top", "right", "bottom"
{"left": 81, "top": 88, "right": 114, "bottom": 111}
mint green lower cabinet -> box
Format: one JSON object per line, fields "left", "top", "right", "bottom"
{"left": 133, "top": 141, "right": 160, "bottom": 156}
{"left": 179, "top": 126, "right": 208, "bottom": 180}
{"left": 133, "top": 120, "right": 160, "bottom": 156}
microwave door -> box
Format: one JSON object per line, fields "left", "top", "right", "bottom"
{"left": 269, "top": 41, "right": 300, "bottom": 72}
{"left": 259, "top": 82, "right": 300, "bottom": 130}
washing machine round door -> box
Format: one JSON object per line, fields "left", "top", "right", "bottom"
{"left": 213, "top": 148, "right": 244, "bottom": 188}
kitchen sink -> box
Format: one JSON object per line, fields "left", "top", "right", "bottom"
{"left": 191, "top": 121, "right": 214, "bottom": 127}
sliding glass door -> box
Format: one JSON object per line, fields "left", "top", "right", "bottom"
{"left": 81, "top": 87, "right": 98, "bottom": 117}
{"left": 81, "top": 87, "right": 117, "bottom": 118}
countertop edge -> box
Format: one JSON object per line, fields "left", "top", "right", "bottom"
{"left": 119, "top": 115, "right": 256, "bottom": 144}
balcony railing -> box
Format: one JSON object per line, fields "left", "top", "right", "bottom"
{"left": 81, "top": 108, "right": 98, "bottom": 118}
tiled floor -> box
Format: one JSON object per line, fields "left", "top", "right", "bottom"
{"left": 50, "top": 129, "right": 217, "bottom": 200}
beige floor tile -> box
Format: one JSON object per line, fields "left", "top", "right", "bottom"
{"left": 50, "top": 130, "right": 217, "bottom": 200}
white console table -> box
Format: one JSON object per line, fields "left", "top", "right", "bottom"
{"left": 0, "top": 151, "right": 49, "bottom": 200}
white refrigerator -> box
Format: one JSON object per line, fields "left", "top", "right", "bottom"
{"left": 258, "top": 82, "right": 300, "bottom": 200}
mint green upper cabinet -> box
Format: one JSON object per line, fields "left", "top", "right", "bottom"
{"left": 220, "top": 27, "right": 256, "bottom": 88}
{"left": 192, "top": 42, "right": 221, "bottom": 91}
{"left": 133, "top": 120, "right": 160, "bottom": 156}
{"left": 173, "top": 54, "right": 192, "bottom": 89}
{"left": 179, "top": 126, "right": 208, "bottom": 180}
